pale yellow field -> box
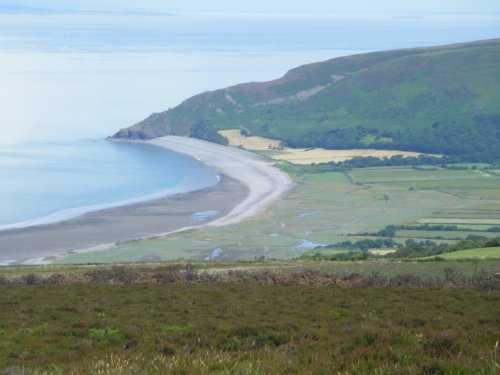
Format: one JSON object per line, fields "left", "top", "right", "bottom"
{"left": 219, "top": 129, "right": 282, "bottom": 150}
{"left": 220, "top": 129, "right": 432, "bottom": 164}
{"left": 369, "top": 249, "right": 397, "bottom": 256}
{"left": 418, "top": 218, "right": 500, "bottom": 225}
{"left": 271, "top": 148, "right": 425, "bottom": 164}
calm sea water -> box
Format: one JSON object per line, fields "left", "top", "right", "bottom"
{"left": 0, "top": 140, "right": 219, "bottom": 229}
{"left": 0, "top": 10, "right": 499, "bottom": 227}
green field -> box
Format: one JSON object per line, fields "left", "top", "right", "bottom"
{"left": 453, "top": 225, "right": 500, "bottom": 231}
{"left": 348, "top": 168, "right": 491, "bottom": 184}
{"left": 418, "top": 218, "right": 500, "bottom": 225}
{"left": 434, "top": 247, "right": 500, "bottom": 260}
{"left": 348, "top": 168, "right": 500, "bottom": 193}
{"left": 347, "top": 235, "right": 456, "bottom": 246}
{"left": 55, "top": 166, "right": 500, "bottom": 263}
{"left": 396, "top": 230, "right": 500, "bottom": 240}
{"left": 389, "top": 179, "right": 500, "bottom": 191}
{"left": 349, "top": 168, "right": 500, "bottom": 248}
{"left": 430, "top": 213, "right": 500, "bottom": 219}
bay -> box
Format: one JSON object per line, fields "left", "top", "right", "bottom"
{"left": 0, "top": 139, "right": 219, "bottom": 229}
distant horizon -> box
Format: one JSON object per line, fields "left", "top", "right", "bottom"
{"left": 2, "top": 0, "right": 500, "bottom": 16}
{"left": 1, "top": 6, "right": 500, "bottom": 16}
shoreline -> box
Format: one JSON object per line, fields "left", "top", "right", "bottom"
{"left": 0, "top": 177, "right": 221, "bottom": 233}
{"left": 0, "top": 176, "right": 248, "bottom": 265}
{"left": 147, "top": 136, "right": 294, "bottom": 227}
{"left": 0, "top": 136, "right": 293, "bottom": 265}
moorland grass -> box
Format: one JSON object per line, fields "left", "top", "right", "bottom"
{"left": 2, "top": 259, "right": 500, "bottom": 281}
{"left": 1, "top": 284, "right": 499, "bottom": 374}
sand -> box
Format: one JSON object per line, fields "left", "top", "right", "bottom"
{"left": 148, "top": 136, "right": 294, "bottom": 226}
{"left": 0, "top": 136, "right": 293, "bottom": 264}
{"left": 0, "top": 177, "right": 247, "bottom": 264}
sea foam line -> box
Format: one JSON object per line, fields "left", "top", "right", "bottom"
{"left": 0, "top": 180, "right": 219, "bottom": 232}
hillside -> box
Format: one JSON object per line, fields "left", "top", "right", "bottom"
{"left": 113, "top": 39, "right": 500, "bottom": 162}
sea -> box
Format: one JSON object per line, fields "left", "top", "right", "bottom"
{"left": 0, "top": 9, "right": 499, "bottom": 228}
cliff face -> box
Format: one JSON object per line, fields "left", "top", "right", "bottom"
{"left": 113, "top": 39, "right": 500, "bottom": 161}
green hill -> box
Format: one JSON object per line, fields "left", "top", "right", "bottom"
{"left": 113, "top": 39, "right": 500, "bottom": 162}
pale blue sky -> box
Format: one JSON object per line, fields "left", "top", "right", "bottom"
{"left": 2, "top": 0, "right": 500, "bottom": 14}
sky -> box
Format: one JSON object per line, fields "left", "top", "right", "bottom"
{"left": 2, "top": 0, "right": 500, "bottom": 14}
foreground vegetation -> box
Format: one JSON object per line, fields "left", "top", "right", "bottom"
{"left": 1, "top": 277, "right": 499, "bottom": 374}
{"left": 2, "top": 260, "right": 500, "bottom": 288}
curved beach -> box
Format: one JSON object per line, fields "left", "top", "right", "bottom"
{"left": 0, "top": 137, "right": 293, "bottom": 264}
{"left": 148, "top": 136, "right": 294, "bottom": 227}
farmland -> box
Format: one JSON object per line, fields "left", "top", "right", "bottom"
{"left": 219, "top": 129, "right": 281, "bottom": 151}
{"left": 219, "top": 129, "right": 431, "bottom": 164}
{"left": 269, "top": 148, "right": 426, "bottom": 165}
{"left": 345, "top": 167, "right": 500, "bottom": 244}
{"left": 431, "top": 247, "right": 500, "bottom": 260}
{"left": 395, "top": 230, "right": 499, "bottom": 240}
